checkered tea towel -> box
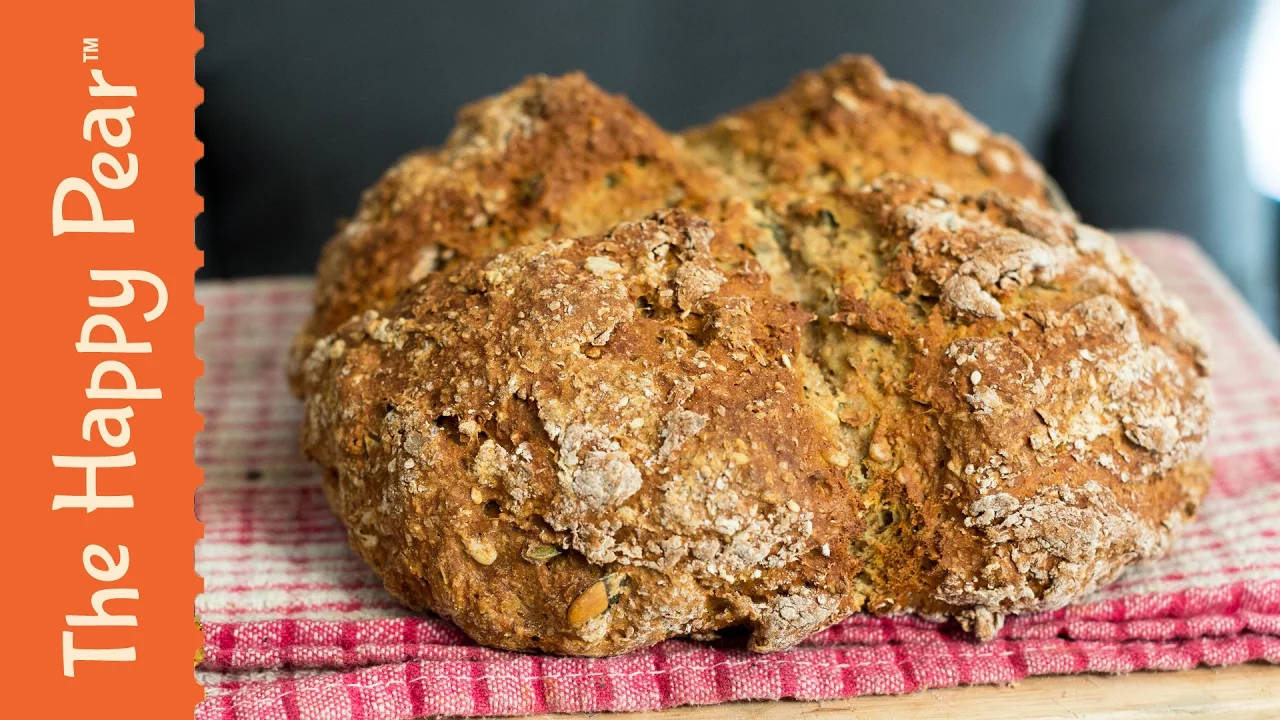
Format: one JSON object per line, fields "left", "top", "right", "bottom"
{"left": 194, "top": 234, "right": 1280, "bottom": 719}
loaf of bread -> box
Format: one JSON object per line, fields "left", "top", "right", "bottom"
{"left": 292, "top": 56, "right": 1212, "bottom": 654}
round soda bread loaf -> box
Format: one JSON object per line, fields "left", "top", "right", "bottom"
{"left": 293, "top": 56, "right": 1212, "bottom": 653}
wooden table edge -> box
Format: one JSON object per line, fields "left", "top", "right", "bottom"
{"left": 428, "top": 662, "right": 1279, "bottom": 720}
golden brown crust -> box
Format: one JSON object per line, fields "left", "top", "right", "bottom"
{"left": 299, "top": 212, "right": 864, "bottom": 654}
{"left": 788, "top": 177, "right": 1210, "bottom": 636}
{"left": 294, "top": 55, "right": 1212, "bottom": 653}
{"left": 681, "top": 54, "right": 1055, "bottom": 209}
{"left": 289, "top": 72, "right": 727, "bottom": 392}
{"left": 290, "top": 55, "right": 1060, "bottom": 394}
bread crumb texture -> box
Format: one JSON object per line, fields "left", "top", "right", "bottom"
{"left": 293, "top": 56, "right": 1212, "bottom": 654}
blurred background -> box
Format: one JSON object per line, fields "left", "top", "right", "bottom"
{"left": 196, "top": 0, "right": 1280, "bottom": 333}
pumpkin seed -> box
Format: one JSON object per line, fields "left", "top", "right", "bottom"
{"left": 567, "top": 572, "right": 628, "bottom": 625}
{"left": 524, "top": 544, "right": 562, "bottom": 563}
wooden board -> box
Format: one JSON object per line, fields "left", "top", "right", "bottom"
{"left": 507, "top": 664, "right": 1280, "bottom": 720}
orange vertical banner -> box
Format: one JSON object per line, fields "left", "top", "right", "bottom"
{"left": 0, "top": 1, "right": 203, "bottom": 717}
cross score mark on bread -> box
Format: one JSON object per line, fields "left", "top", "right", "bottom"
{"left": 290, "top": 56, "right": 1211, "bottom": 655}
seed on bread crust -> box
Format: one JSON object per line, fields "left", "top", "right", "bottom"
{"left": 567, "top": 573, "right": 629, "bottom": 626}
{"left": 524, "top": 544, "right": 562, "bottom": 563}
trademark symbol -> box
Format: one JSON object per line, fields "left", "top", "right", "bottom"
{"left": 82, "top": 38, "right": 98, "bottom": 62}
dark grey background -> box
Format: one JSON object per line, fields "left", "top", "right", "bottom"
{"left": 196, "top": 0, "right": 1278, "bottom": 332}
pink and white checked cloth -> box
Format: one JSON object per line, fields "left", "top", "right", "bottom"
{"left": 194, "top": 234, "right": 1280, "bottom": 719}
